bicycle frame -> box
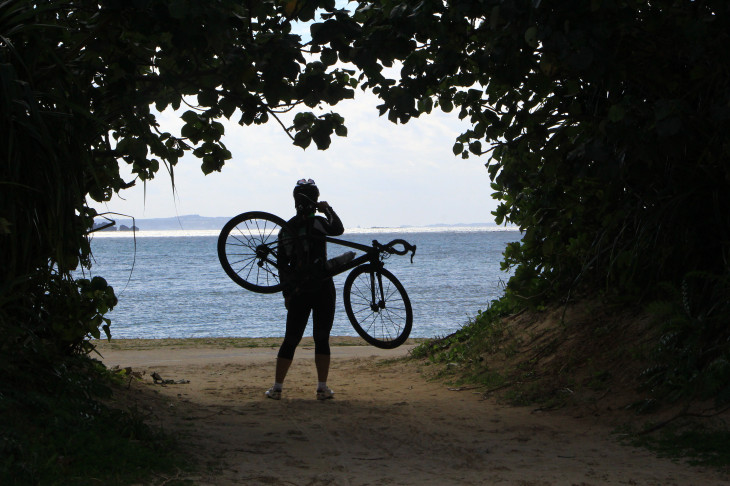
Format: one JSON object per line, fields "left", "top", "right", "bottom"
{"left": 253, "top": 232, "right": 414, "bottom": 304}
{"left": 322, "top": 237, "right": 381, "bottom": 277}
{"left": 270, "top": 235, "right": 414, "bottom": 276}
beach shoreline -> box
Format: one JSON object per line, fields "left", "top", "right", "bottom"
{"left": 95, "top": 336, "right": 420, "bottom": 370}
{"left": 92, "top": 335, "right": 426, "bottom": 351}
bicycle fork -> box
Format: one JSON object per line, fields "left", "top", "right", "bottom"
{"left": 369, "top": 269, "right": 387, "bottom": 312}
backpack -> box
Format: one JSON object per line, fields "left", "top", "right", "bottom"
{"left": 278, "top": 216, "right": 326, "bottom": 294}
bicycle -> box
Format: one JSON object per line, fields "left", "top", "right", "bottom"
{"left": 217, "top": 211, "right": 416, "bottom": 349}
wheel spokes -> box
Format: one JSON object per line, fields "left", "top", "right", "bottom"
{"left": 225, "top": 217, "right": 283, "bottom": 288}
{"left": 349, "top": 272, "right": 407, "bottom": 342}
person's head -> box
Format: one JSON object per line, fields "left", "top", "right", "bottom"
{"left": 293, "top": 178, "right": 319, "bottom": 214}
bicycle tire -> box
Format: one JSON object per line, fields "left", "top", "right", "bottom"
{"left": 343, "top": 264, "right": 413, "bottom": 349}
{"left": 217, "top": 211, "right": 291, "bottom": 293}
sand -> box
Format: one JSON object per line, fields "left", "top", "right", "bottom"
{"left": 95, "top": 338, "right": 729, "bottom": 485}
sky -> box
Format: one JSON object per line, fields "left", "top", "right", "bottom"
{"left": 90, "top": 90, "right": 501, "bottom": 229}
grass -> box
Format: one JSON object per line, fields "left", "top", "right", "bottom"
{"left": 623, "top": 420, "right": 730, "bottom": 468}
{"left": 0, "top": 355, "right": 187, "bottom": 485}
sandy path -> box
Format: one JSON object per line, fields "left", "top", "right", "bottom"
{"left": 98, "top": 341, "right": 729, "bottom": 485}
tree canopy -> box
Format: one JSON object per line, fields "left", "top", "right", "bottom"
{"left": 1, "top": 0, "right": 357, "bottom": 355}
{"left": 341, "top": 0, "right": 730, "bottom": 402}
{"left": 358, "top": 0, "right": 730, "bottom": 403}
{"left": 343, "top": 0, "right": 730, "bottom": 300}
{"left": 2, "top": 0, "right": 730, "bottom": 404}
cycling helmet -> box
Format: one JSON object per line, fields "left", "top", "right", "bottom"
{"left": 293, "top": 178, "right": 319, "bottom": 213}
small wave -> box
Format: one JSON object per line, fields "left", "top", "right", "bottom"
{"left": 344, "top": 225, "right": 518, "bottom": 234}
{"left": 90, "top": 225, "right": 520, "bottom": 238}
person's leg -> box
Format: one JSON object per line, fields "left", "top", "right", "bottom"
{"left": 314, "top": 354, "right": 330, "bottom": 384}
{"left": 267, "top": 295, "right": 310, "bottom": 399}
{"left": 278, "top": 294, "right": 311, "bottom": 364}
{"left": 312, "top": 280, "right": 336, "bottom": 398}
{"left": 274, "top": 357, "right": 293, "bottom": 384}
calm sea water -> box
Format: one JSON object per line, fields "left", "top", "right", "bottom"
{"left": 84, "top": 227, "right": 520, "bottom": 339}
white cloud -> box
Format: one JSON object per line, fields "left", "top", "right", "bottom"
{"left": 91, "top": 91, "right": 498, "bottom": 228}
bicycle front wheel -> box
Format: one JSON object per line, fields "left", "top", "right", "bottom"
{"left": 217, "top": 211, "right": 290, "bottom": 293}
{"left": 343, "top": 264, "right": 412, "bottom": 349}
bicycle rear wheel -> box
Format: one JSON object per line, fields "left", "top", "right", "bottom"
{"left": 217, "top": 211, "right": 291, "bottom": 293}
{"left": 343, "top": 264, "right": 412, "bottom": 349}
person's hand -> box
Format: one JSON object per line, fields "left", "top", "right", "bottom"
{"left": 316, "top": 201, "right": 331, "bottom": 212}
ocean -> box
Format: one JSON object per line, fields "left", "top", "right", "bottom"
{"left": 85, "top": 226, "right": 520, "bottom": 340}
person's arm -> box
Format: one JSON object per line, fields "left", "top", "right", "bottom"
{"left": 316, "top": 201, "right": 344, "bottom": 236}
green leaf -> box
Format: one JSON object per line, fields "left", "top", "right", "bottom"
{"left": 201, "top": 155, "right": 222, "bottom": 174}
{"left": 212, "top": 121, "right": 225, "bottom": 136}
{"left": 168, "top": 0, "right": 187, "bottom": 19}
{"left": 656, "top": 117, "right": 682, "bottom": 137}
{"left": 293, "top": 131, "right": 311, "bottom": 149}
{"left": 524, "top": 26, "right": 538, "bottom": 48}
{"left": 608, "top": 105, "right": 626, "bottom": 122}
{"left": 293, "top": 112, "right": 316, "bottom": 129}
{"left": 418, "top": 97, "right": 433, "bottom": 114}
{"left": 129, "top": 139, "right": 148, "bottom": 159}
{"left": 181, "top": 110, "right": 199, "bottom": 124}
{"left": 304, "top": 92, "right": 320, "bottom": 108}
{"left": 180, "top": 123, "right": 197, "bottom": 141}
{"left": 312, "top": 126, "right": 332, "bottom": 150}
{"left": 489, "top": 6, "right": 500, "bottom": 30}
{"left": 284, "top": 0, "right": 299, "bottom": 17}
{"left": 90, "top": 276, "right": 107, "bottom": 290}
{"left": 197, "top": 90, "right": 218, "bottom": 107}
{"left": 321, "top": 48, "right": 337, "bottom": 66}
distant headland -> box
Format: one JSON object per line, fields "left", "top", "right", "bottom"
{"left": 92, "top": 215, "right": 232, "bottom": 231}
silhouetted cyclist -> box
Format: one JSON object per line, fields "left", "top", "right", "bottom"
{"left": 265, "top": 178, "right": 344, "bottom": 400}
